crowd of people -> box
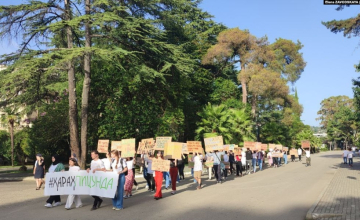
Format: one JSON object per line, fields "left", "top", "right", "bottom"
{"left": 34, "top": 146, "right": 312, "bottom": 211}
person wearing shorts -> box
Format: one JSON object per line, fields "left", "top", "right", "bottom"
{"left": 193, "top": 152, "right": 203, "bottom": 189}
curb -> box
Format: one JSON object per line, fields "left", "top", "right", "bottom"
{"left": 305, "top": 166, "right": 340, "bottom": 220}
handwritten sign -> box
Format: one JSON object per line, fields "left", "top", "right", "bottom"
{"left": 111, "top": 141, "right": 122, "bottom": 151}
{"left": 204, "top": 136, "right": 223, "bottom": 151}
{"left": 272, "top": 152, "right": 283, "bottom": 158}
{"left": 155, "top": 137, "right": 172, "bottom": 150}
{"left": 44, "top": 171, "right": 118, "bottom": 198}
{"left": 182, "top": 143, "right": 189, "bottom": 154}
{"left": 244, "top": 141, "right": 255, "bottom": 150}
{"left": 229, "top": 144, "right": 235, "bottom": 151}
{"left": 234, "top": 148, "right": 241, "bottom": 155}
{"left": 204, "top": 161, "right": 213, "bottom": 168}
{"left": 97, "top": 140, "right": 109, "bottom": 153}
{"left": 121, "top": 138, "right": 135, "bottom": 157}
{"left": 187, "top": 141, "right": 202, "bottom": 153}
{"left": 164, "top": 142, "right": 182, "bottom": 159}
{"left": 290, "top": 149, "right": 297, "bottom": 156}
{"left": 137, "top": 138, "right": 155, "bottom": 154}
{"left": 223, "top": 145, "right": 230, "bottom": 151}
{"left": 268, "top": 144, "right": 276, "bottom": 150}
{"left": 152, "top": 159, "right": 170, "bottom": 172}
{"left": 255, "top": 142, "right": 262, "bottom": 151}
{"left": 301, "top": 140, "right": 311, "bottom": 149}
{"left": 275, "top": 145, "right": 283, "bottom": 150}
{"left": 282, "top": 147, "right": 289, "bottom": 151}
{"left": 261, "top": 144, "right": 268, "bottom": 151}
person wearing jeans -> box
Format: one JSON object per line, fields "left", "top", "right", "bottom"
{"left": 211, "top": 150, "right": 224, "bottom": 183}
{"left": 141, "top": 153, "right": 149, "bottom": 188}
{"left": 342, "top": 149, "right": 349, "bottom": 164}
{"left": 348, "top": 148, "right": 353, "bottom": 167}
{"left": 110, "top": 150, "right": 127, "bottom": 210}
{"left": 257, "top": 151, "right": 263, "bottom": 171}
{"left": 163, "top": 171, "right": 171, "bottom": 189}
{"left": 245, "top": 148, "right": 252, "bottom": 174}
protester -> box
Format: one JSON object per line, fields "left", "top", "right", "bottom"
{"left": 235, "top": 153, "right": 243, "bottom": 176}
{"left": 132, "top": 156, "right": 138, "bottom": 191}
{"left": 163, "top": 170, "right": 171, "bottom": 190}
{"left": 303, "top": 148, "right": 311, "bottom": 167}
{"left": 241, "top": 149, "right": 246, "bottom": 172}
{"left": 33, "top": 154, "right": 45, "bottom": 190}
{"left": 141, "top": 151, "right": 149, "bottom": 189}
{"left": 65, "top": 158, "right": 82, "bottom": 210}
{"left": 342, "top": 148, "right": 349, "bottom": 164}
{"left": 278, "top": 150, "right": 282, "bottom": 166}
{"left": 229, "top": 150, "right": 235, "bottom": 175}
{"left": 124, "top": 157, "right": 134, "bottom": 199}
{"left": 298, "top": 148, "right": 302, "bottom": 162}
{"left": 177, "top": 154, "right": 185, "bottom": 180}
{"left": 273, "top": 150, "right": 279, "bottom": 168}
{"left": 101, "top": 152, "right": 112, "bottom": 171}
{"left": 291, "top": 148, "right": 295, "bottom": 162}
{"left": 245, "top": 148, "right": 252, "bottom": 174}
{"left": 252, "top": 150, "right": 257, "bottom": 173}
{"left": 154, "top": 151, "right": 164, "bottom": 200}
{"left": 351, "top": 146, "right": 356, "bottom": 157}
{"left": 145, "top": 151, "right": 155, "bottom": 192}
{"left": 347, "top": 148, "right": 353, "bottom": 167}
{"left": 44, "top": 155, "right": 65, "bottom": 208}
{"left": 205, "top": 151, "right": 213, "bottom": 180}
{"left": 283, "top": 149, "right": 288, "bottom": 165}
{"left": 261, "top": 149, "right": 266, "bottom": 165}
{"left": 256, "top": 150, "right": 263, "bottom": 171}
{"left": 169, "top": 159, "right": 178, "bottom": 195}
{"left": 87, "top": 150, "right": 105, "bottom": 211}
{"left": 223, "top": 151, "right": 229, "bottom": 180}
{"left": 267, "top": 149, "right": 273, "bottom": 167}
{"left": 193, "top": 151, "right": 203, "bottom": 189}
{"left": 211, "top": 150, "right": 224, "bottom": 183}
{"left": 109, "top": 150, "right": 127, "bottom": 210}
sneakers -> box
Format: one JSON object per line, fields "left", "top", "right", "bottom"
{"left": 90, "top": 206, "right": 97, "bottom": 211}
{"left": 171, "top": 191, "right": 176, "bottom": 195}
{"left": 112, "top": 207, "right": 116, "bottom": 210}
{"left": 145, "top": 185, "right": 149, "bottom": 189}
{"left": 76, "top": 204, "right": 82, "bottom": 209}
{"left": 44, "top": 203, "right": 52, "bottom": 208}
{"left": 123, "top": 195, "right": 129, "bottom": 199}
{"left": 53, "top": 202, "right": 62, "bottom": 207}
{"left": 136, "top": 185, "right": 139, "bottom": 190}
{"left": 151, "top": 190, "right": 155, "bottom": 192}
{"left": 65, "top": 207, "right": 71, "bottom": 210}
{"left": 115, "top": 208, "right": 123, "bottom": 211}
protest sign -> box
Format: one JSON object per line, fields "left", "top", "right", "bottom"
{"left": 187, "top": 141, "right": 202, "bottom": 153}
{"left": 301, "top": 140, "right": 311, "bottom": 149}
{"left": 204, "top": 136, "right": 223, "bottom": 151}
{"left": 44, "top": 171, "right": 118, "bottom": 198}
{"left": 244, "top": 141, "right": 255, "bottom": 150}
{"left": 182, "top": 143, "right": 189, "bottom": 154}
{"left": 137, "top": 138, "right": 155, "bottom": 154}
{"left": 268, "top": 144, "right": 276, "bottom": 150}
{"left": 290, "top": 149, "right": 297, "bottom": 156}
{"left": 164, "top": 142, "right": 182, "bottom": 159}
{"left": 121, "top": 138, "right": 135, "bottom": 157}
{"left": 272, "top": 152, "right": 283, "bottom": 158}
{"left": 152, "top": 159, "right": 170, "bottom": 172}
{"left": 97, "top": 140, "right": 109, "bottom": 153}
{"left": 275, "top": 145, "right": 283, "bottom": 150}
{"left": 204, "top": 161, "right": 213, "bottom": 168}
{"left": 282, "top": 147, "right": 289, "bottom": 151}
{"left": 111, "top": 141, "right": 122, "bottom": 151}
{"left": 229, "top": 144, "right": 235, "bottom": 151}
{"left": 155, "top": 137, "right": 172, "bottom": 150}
{"left": 255, "top": 142, "right": 262, "bottom": 151}
{"left": 261, "top": 144, "right": 268, "bottom": 151}
{"left": 223, "top": 145, "right": 230, "bottom": 151}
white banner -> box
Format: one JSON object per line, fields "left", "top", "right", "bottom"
{"left": 44, "top": 171, "right": 119, "bottom": 198}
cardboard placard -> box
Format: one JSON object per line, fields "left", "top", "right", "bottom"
{"left": 229, "top": 144, "right": 235, "bottom": 151}
{"left": 282, "top": 147, "right": 289, "bottom": 151}
{"left": 244, "top": 141, "right": 255, "bottom": 150}
{"left": 111, "top": 141, "right": 122, "bottom": 151}
{"left": 152, "top": 159, "right": 170, "bottom": 172}
{"left": 187, "top": 141, "right": 202, "bottom": 153}
{"left": 234, "top": 148, "right": 241, "bottom": 156}
{"left": 164, "top": 142, "right": 182, "bottom": 159}
{"left": 261, "top": 144, "right": 268, "bottom": 151}
{"left": 137, "top": 138, "right": 155, "bottom": 154}
{"left": 121, "top": 138, "right": 136, "bottom": 157}
{"left": 301, "top": 140, "right": 311, "bottom": 149}
{"left": 223, "top": 145, "right": 230, "bottom": 151}
{"left": 272, "top": 152, "right": 283, "bottom": 158}
{"left": 290, "top": 149, "right": 297, "bottom": 156}
{"left": 155, "top": 137, "right": 172, "bottom": 150}
{"left": 204, "top": 136, "right": 224, "bottom": 151}
{"left": 204, "top": 161, "right": 213, "bottom": 168}
{"left": 182, "top": 143, "right": 189, "bottom": 154}
{"left": 268, "top": 144, "right": 276, "bottom": 150}
{"left": 97, "top": 139, "right": 109, "bottom": 153}
{"left": 275, "top": 145, "right": 282, "bottom": 150}
{"left": 255, "top": 142, "right": 262, "bottom": 151}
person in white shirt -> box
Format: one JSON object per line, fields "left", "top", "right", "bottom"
{"left": 302, "top": 148, "right": 311, "bottom": 167}
{"left": 124, "top": 157, "right": 134, "bottom": 199}
{"left": 205, "top": 152, "right": 213, "bottom": 180}
{"left": 347, "top": 148, "right": 353, "bottom": 167}
{"left": 211, "top": 150, "right": 224, "bottom": 183}
{"left": 342, "top": 148, "right": 349, "bottom": 164}
{"left": 351, "top": 146, "right": 356, "bottom": 157}
{"left": 86, "top": 150, "right": 105, "bottom": 211}
{"left": 101, "top": 152, "right": 113, "bottom": 171}
{"left": 145, "top": 151, "right": 155, "bottom": 192}
{"left": 65, "top": 158, "right": 82, "bottom": 210}
{"left": 297, "top": 148, "right": 302, "bottom": 162}
{"left": 193, "top": 152, "right": 203, "bottom": 189}
{"left": 109, "top": 150, "right": 127, "bottom": 210}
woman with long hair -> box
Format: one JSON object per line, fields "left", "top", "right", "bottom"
{"left": 124, "top": 157, "right": 134, "bottom": 199}
{"left": 33, "top": 154, "right": 45, "bottom": 190}
{"left": 109, "top": 150, "right": 127, "bottom": 210}
{"left": 65, "top": 158, "right": 82, "bottom": 209}
{"left": 154, "top": 151, "right": 164, "bottom": 200}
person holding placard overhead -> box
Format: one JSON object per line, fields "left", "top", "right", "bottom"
{"left": 205, "top": 151, "right": 213, "bottom": 180}
{"left": 303, "top": 147, "right": 311, "bottom": 167}
{"left": 245, "top": 148, "right": 252, "bottom": 174}
{"left": 193, "top": 151, "right": 203, "bottom": 189}
{"left": 298, "top": 148, "right": 302, "bottom": 162}
{"left": 108, "top": 150, "right": 127, "bottom": 210}
{"left": 87, "top": 150, "right": 105, "bottom": 211}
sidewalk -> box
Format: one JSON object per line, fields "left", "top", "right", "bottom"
{"left": 306, "top": 154, "right": 360, "bottom": 220}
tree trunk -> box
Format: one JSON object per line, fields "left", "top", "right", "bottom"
{"left": 65, "top": 0, "right": 80, "bottom": 160}
{"left": 240, "top": 64, "right": 247, "bottom": 104}
{"left": 251, "top": 95, "right": 256, "bottom": 118}
{"left": 10, "top": 121, "right": 14, "bottom": 167}
{"left": 80, "top": 0, "right": 91, "bottom": 169}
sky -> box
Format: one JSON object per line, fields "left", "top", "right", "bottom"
{"left": 0, "top": 0, "right": 360, "bottom": 127}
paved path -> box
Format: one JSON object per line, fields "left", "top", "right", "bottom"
{"left": 0, "top": 151, "right": 351, "bottom": 220}
{"left": 306, "top": 153, "right": 360, "bottom": 220}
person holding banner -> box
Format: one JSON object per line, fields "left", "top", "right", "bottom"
{"left": 44, "top": 155, "right": 65, "bottom": 208}
{"left": 124, "top": 157, "right": 134, "bottom": 199}
{"left": 193, "top": 152, "right": 203, "bottom": 189}
{"left": 177, "top": 154, "right": 185, "bottom": 180}
{"left": 169, "top": 159, "right": 178, "bottom": 195}
{"left": 273, "top": 150, "right": 279, "bottom": 168}
{"left": 109, "top": 150, "right": 127, "bottom": 210}
{"left": 223, "top": 151, "right": 229, "bottom": 180}
{"left": 154, "top": 151, "right": 164, "bottom": 200}
{"left": 302, "top": 147, "right": 311, "bottom": 167}
{"left": 87, "top": 150, "right": 105, "bottom": 211}
{"left": 65, "top": 158, "right": 83, "bottom": 210}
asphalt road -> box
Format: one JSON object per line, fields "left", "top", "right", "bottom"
{"left": 0, "top": 151, "right": 342, "bottom": 220}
